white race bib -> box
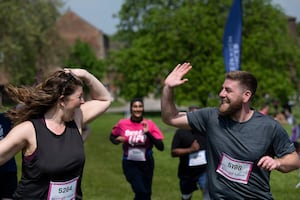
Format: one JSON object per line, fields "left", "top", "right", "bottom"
{"left": 216, "top": 153, "right": 253, "bottom": 184}
{"left": 127, "top": 147, "right": 146, "bottom": 161}
{"left": 189, "top": 150, "right": 207, "bottom": 166}
{"left": 47, "top": 177, "right": 78, "bottom": 200}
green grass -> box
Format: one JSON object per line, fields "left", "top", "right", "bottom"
{"left": 15, "top": 112, "right": 300, "bottom": 199}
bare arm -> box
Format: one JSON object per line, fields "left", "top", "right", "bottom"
{"left": 171, "top": 140, "right": 200, "bottom": 157}
{"left": 161, "top": 63, "right": 192, "bottom": 129}
{"left": 0, "top": 121, "right": 34, "bottom": 165}
{"left": 67, "top": 69, "right": 112, "bottom": 125}
{"left": 257, "top": 151, "right": 300, "bottom": 173}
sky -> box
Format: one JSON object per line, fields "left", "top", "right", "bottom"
{"left": 62, "top": 0, "right": 300, "bottom": 35}
{"left": 63, "top": 0, "right": 124, "bottom": 35}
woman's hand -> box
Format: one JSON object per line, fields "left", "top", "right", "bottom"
{"left": 142, "top": 121, "right": 149, "bottom": 133}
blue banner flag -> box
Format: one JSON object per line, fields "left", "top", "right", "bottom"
{"left": 223, "top": 0, "right": 242, "bottom": 72}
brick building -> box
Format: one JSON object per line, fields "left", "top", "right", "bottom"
{"left": 287, "top": 16, "right": 299, "bottom": 40}
{"left": 55, "top": 10, "right": 109, "bottom": 59}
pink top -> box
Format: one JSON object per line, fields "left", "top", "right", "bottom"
{"left": 111, "top": 118, "right": 164, "bottom": 158}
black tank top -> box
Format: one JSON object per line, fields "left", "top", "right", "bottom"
{"left": 14, "top": 118, "right": 85, "bottom": 199}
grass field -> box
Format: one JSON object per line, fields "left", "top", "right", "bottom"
{"left": 14, "top": 111, "right": 300, "bottom": 199}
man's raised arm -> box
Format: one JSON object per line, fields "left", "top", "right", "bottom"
{"left": 161, "top": 63, "right": 192, "bottom": 129}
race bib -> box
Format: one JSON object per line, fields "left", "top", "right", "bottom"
{"left": 189, "top": 150, "right": 207, "bottom": 166}
{"left": 216, "top": 153, "right": 253, "bottom": 184}
{"left": 47, "top": 177, "right": 78, "bottom": 200}
{"left": 127, "top": 147, "right": 146, "bottom": 161}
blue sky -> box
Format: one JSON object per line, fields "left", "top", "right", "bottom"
{"left": 62, "top": 0, "right": 300, "bottom": 35}
{"left": 63, "top": 0, "right": 124, "bottom": 35}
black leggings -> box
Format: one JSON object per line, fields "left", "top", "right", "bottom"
{"left": 122, "top": 158, "right": 154, "bottom": 200}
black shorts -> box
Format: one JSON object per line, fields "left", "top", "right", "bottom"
{"left": 0, "top": 172, "right": 18, "bottom": 198}
{"left": 179, "top": 177, "right": 199, "bottom": 195}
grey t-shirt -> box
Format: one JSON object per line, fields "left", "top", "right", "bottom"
{"left": 187, "top": 107, "right": 295, "bottom": 200}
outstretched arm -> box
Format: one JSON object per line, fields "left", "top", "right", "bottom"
{"left": 161, "top": 63, "right": 192, "bottom": 129}
{"left": 0, "top": 121, "right": 34, "bottom": 166}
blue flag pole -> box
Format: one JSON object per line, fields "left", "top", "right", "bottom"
{"left": 223, "top": 0, "right": 242, "bottom": 72}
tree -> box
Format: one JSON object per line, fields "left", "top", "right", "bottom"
{"left": 109, "top": 0, "right": 300, "bottom": 107}
{"left": 0, "top": 0, "right": 65, "bottom": 86}
{"left": 64, "top": 39, "right": 105, "bottom": 81}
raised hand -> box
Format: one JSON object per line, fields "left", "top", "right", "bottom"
{"left": 164, "top": 62, "right": 192, "bottom": 88}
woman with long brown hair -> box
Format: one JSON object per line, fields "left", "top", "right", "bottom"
{"left": 0, "top": 68, "right": 111, "bottom": 199}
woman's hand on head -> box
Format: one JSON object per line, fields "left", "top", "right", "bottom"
{"left": 63, "top": 68, "right": 88, "bottom": 79}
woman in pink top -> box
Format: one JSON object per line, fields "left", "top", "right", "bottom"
{"left": 110, "top": 98, "right": 164, "bottom": 200}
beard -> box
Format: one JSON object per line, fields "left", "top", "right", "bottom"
{"left": 219, "top": 97, "right": 243, "bottom": 116}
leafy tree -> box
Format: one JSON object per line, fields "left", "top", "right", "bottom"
{"left": 110, "top": 0, "right": 300, "bottom": 107}
{"left": 0, "top": 0, "right": 65, "bottom": 85}
{"left": 64, "top": 39, "right": 105, "bottom": 80}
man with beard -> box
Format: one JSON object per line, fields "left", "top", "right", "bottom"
{"left": 161, "top": 62, "right": 300, "bottom": 199}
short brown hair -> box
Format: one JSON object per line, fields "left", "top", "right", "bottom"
{"left": 225, "top": 71, "right": 257, "bottom": 97}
